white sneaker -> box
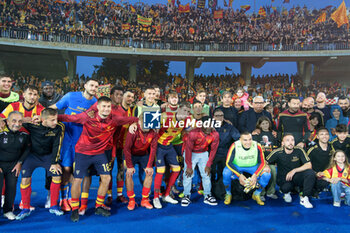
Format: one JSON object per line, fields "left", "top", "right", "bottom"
{"left": 45, "top": 193, "right": 51, "bottom": 209}
{"left": 300, "top": 196, "right": 313, "bottom": 208}
{"left": 267, "top": 194, "right": 278, "bottom": 199}
{"left": 4, "top": 212, "right": 16, "bottom": 220}
{"left": 283, "top": 192, "right": 292, "bottom": 203}
{"left": 163, "top": 195, "right": 178, "bottom": 204}
{"left": 1, "top": 195, "right": 4, "bottom": 208}
{"left": 153, "top": 198, "right": 162, "bottom": 209}
{"left": 333, "top": 201, "right": 341, "bottom": 207}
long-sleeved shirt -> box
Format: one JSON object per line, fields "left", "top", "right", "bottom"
{"left": 23, "top": 122, "right": 65, "bottom": 164}
{"left": 58, "top": 111, "right": 138, "bottom": 155}
{"left": 124, "top": 125, "right": 158, "bottom": 169}
{"left": 238, "top": 108, "right": 273, "bottom": 133}
{"left": 277, "top": 109, "right": 310, "bottom": 144}
{"left": 225, "top": 141, "right": 265, "bottom": 177}
{"left": 215, "top": 122, "right": 240, "bottom": 158}
{"left": 0, "top": 128, "right": 31, "bottom": 163}
{"left": 184, "top": 128, "right": 219, "bottom": 168}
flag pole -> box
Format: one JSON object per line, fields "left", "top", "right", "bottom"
{"left": 254, "top": 0, "right": 256, "bottom": 14}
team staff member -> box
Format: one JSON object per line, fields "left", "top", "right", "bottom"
{"left": 50, "top": 78, "right": 98, "bottom": 211}
{"left": 124, "top": 114, "right": 157, "bottom": 210}
{"left": 57, "top": 96, "right": 138, "bottom": 222}
{"left": 0, "top": 111, "right": 30, "bottom": 220}
{"left": 39, "top": 81, "right": 63, "bottom": 113}
{"left": 0, "top": 85, "right": 44, "bottom": 208}
{"left": 277, "top": 96, "right": 310, "bottom": 147}
{"left": 16, "top": 108, "right": 65, "bottom": 220}
{"left": 267, "top": 134, "right": 316, "bottom": 208}
{"left": 0, "top": 74, "right": 19, "bottom": 113}
{"left": 307, "top": 128, "right": 332, "bottom": 193}
{"left": 181, "top": 116, "right": 219, "bottom": 207}
{"left": 223, "top": 132, "right": 271, "bottom": 206}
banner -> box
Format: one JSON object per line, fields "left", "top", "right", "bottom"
{"left": 179, "top": 3, "right": 190, "bottom": 13}
{"left": 197, "top": 0, "right": 205, "bottom": 9}
{"left": 122, "top": 23, "right": 130, "bottom": 30}
{"left": 137, "top": 15, "right": 152, "bottom": 26}
{"left": 97, "top": 85, "right": 111, "bottom": 98}
{"left": 152, "top": 24, "right": 161, "bottom": 35}
{"left": 314, "top": 12, "right": 326, "bottom": 24}
{"left": 213, "top": 10, "right": 223, "bottom": 19}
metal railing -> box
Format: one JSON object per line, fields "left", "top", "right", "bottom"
{"left": 1, "top": 27, "right": 349, "bottom": 52}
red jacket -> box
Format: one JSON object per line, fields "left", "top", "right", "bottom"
{"left": 58, "top": 111, "right": 138, "bottom": 155}
{"left": 184, "top": 128, "right": 219, "bottom": 168}
{"left": 124, "top": 124, "right": 158, "bottom": 169}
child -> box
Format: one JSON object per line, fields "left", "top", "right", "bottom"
{"left": 252, "top": 116, "right": 278, "bottom": 200}
{"left": 233, "top": 87, "right": 249, "bottom": 111}
{"left": 331, "top": 124, "right": 350, "bottom": 161}
{"left": 306, "top": 112, "right": 322, "bottom": 149}
{"left": 317, "top": 150, "right": 350, "bottom": 207}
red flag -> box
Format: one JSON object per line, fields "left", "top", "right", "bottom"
{"left": 213, "top": 10, "right": 223, "bottom": 19}
{"left": 178, "top": 3, "right": 190, "bottom": 13}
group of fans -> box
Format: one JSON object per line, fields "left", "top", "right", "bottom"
{"left": 0, "top": 73, "right": 350, "bottom": 223}
{"left": 1, "top": 0, "right": 347, "bottom": 49}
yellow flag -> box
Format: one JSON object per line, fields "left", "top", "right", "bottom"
{"left": 144, "top": 68, "right": 151, "bottom": 75}
{"left": 331, "top": 1, "right": 349, "bottom": 28}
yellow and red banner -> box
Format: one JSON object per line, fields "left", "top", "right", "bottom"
{"left": 213, "top": 10, "right": 223, "bottom": 19}
{"left": 137, "top": 15, "right": 152, "bottom": 26}
{"left": 258, "top": 7, "right": 266, "bottom": 17}
{"left": 122, "top": 23, "right": 130, "bottom": 30}
{"left": 179, "top": 3, "right": 190, "bottom": 13}
{"left": 315, "top": 12, "right": 326, "bottom": 24}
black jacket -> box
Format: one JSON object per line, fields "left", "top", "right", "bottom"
{"left": 0, "top": 129, "right": 30, "bottom": 163}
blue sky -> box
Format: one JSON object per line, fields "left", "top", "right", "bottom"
{"left": 76, "top": 0, "right": 348, "bottom": 77}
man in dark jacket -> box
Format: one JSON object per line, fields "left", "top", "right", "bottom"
{"left": 211, "top": 109, "right": 240, "bottom": 199}
{"left": 238, "top": 96, "right": 273, "bottom": 133}
{"left": 39, "top": 81, "right": 63, "bottom": 114}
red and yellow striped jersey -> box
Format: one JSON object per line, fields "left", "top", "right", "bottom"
{"left": 0, "top": 102, "right": 45, "bottom": 118}
{"left": 158, "top": 112, "right": 189, "bottom": 146}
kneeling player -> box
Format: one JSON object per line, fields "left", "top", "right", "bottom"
{"left": 16, "top": 108, "right": 65, "bottom": 220}
{"left": 124, "top": 115, "right": 157, "bottom": 210}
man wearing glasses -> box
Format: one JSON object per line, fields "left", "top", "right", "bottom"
{"left": 211, "top": 109, "right": 240, "bottom": 200}
{"left": 238, "top": 96, "right": 273, "bottom": 133}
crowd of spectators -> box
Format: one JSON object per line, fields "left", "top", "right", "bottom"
{"left": 9, "top": 70, "right": 348, "bottom": 114}
{"left": 0, "top": 0, "right": 348, "bottom": 50}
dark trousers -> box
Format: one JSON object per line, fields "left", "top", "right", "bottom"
{"left": 278, "top": 169, "right": 316, "bottom": 197}
{"left": 0, "top": 161, "right": 18, "bottom": 213}
{"left": 210, "top": 156, "right": 226, "bottom": 200}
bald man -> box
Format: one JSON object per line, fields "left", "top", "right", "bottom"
{"left": 315, "top": 92, "right": 331, "bottom": 123}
